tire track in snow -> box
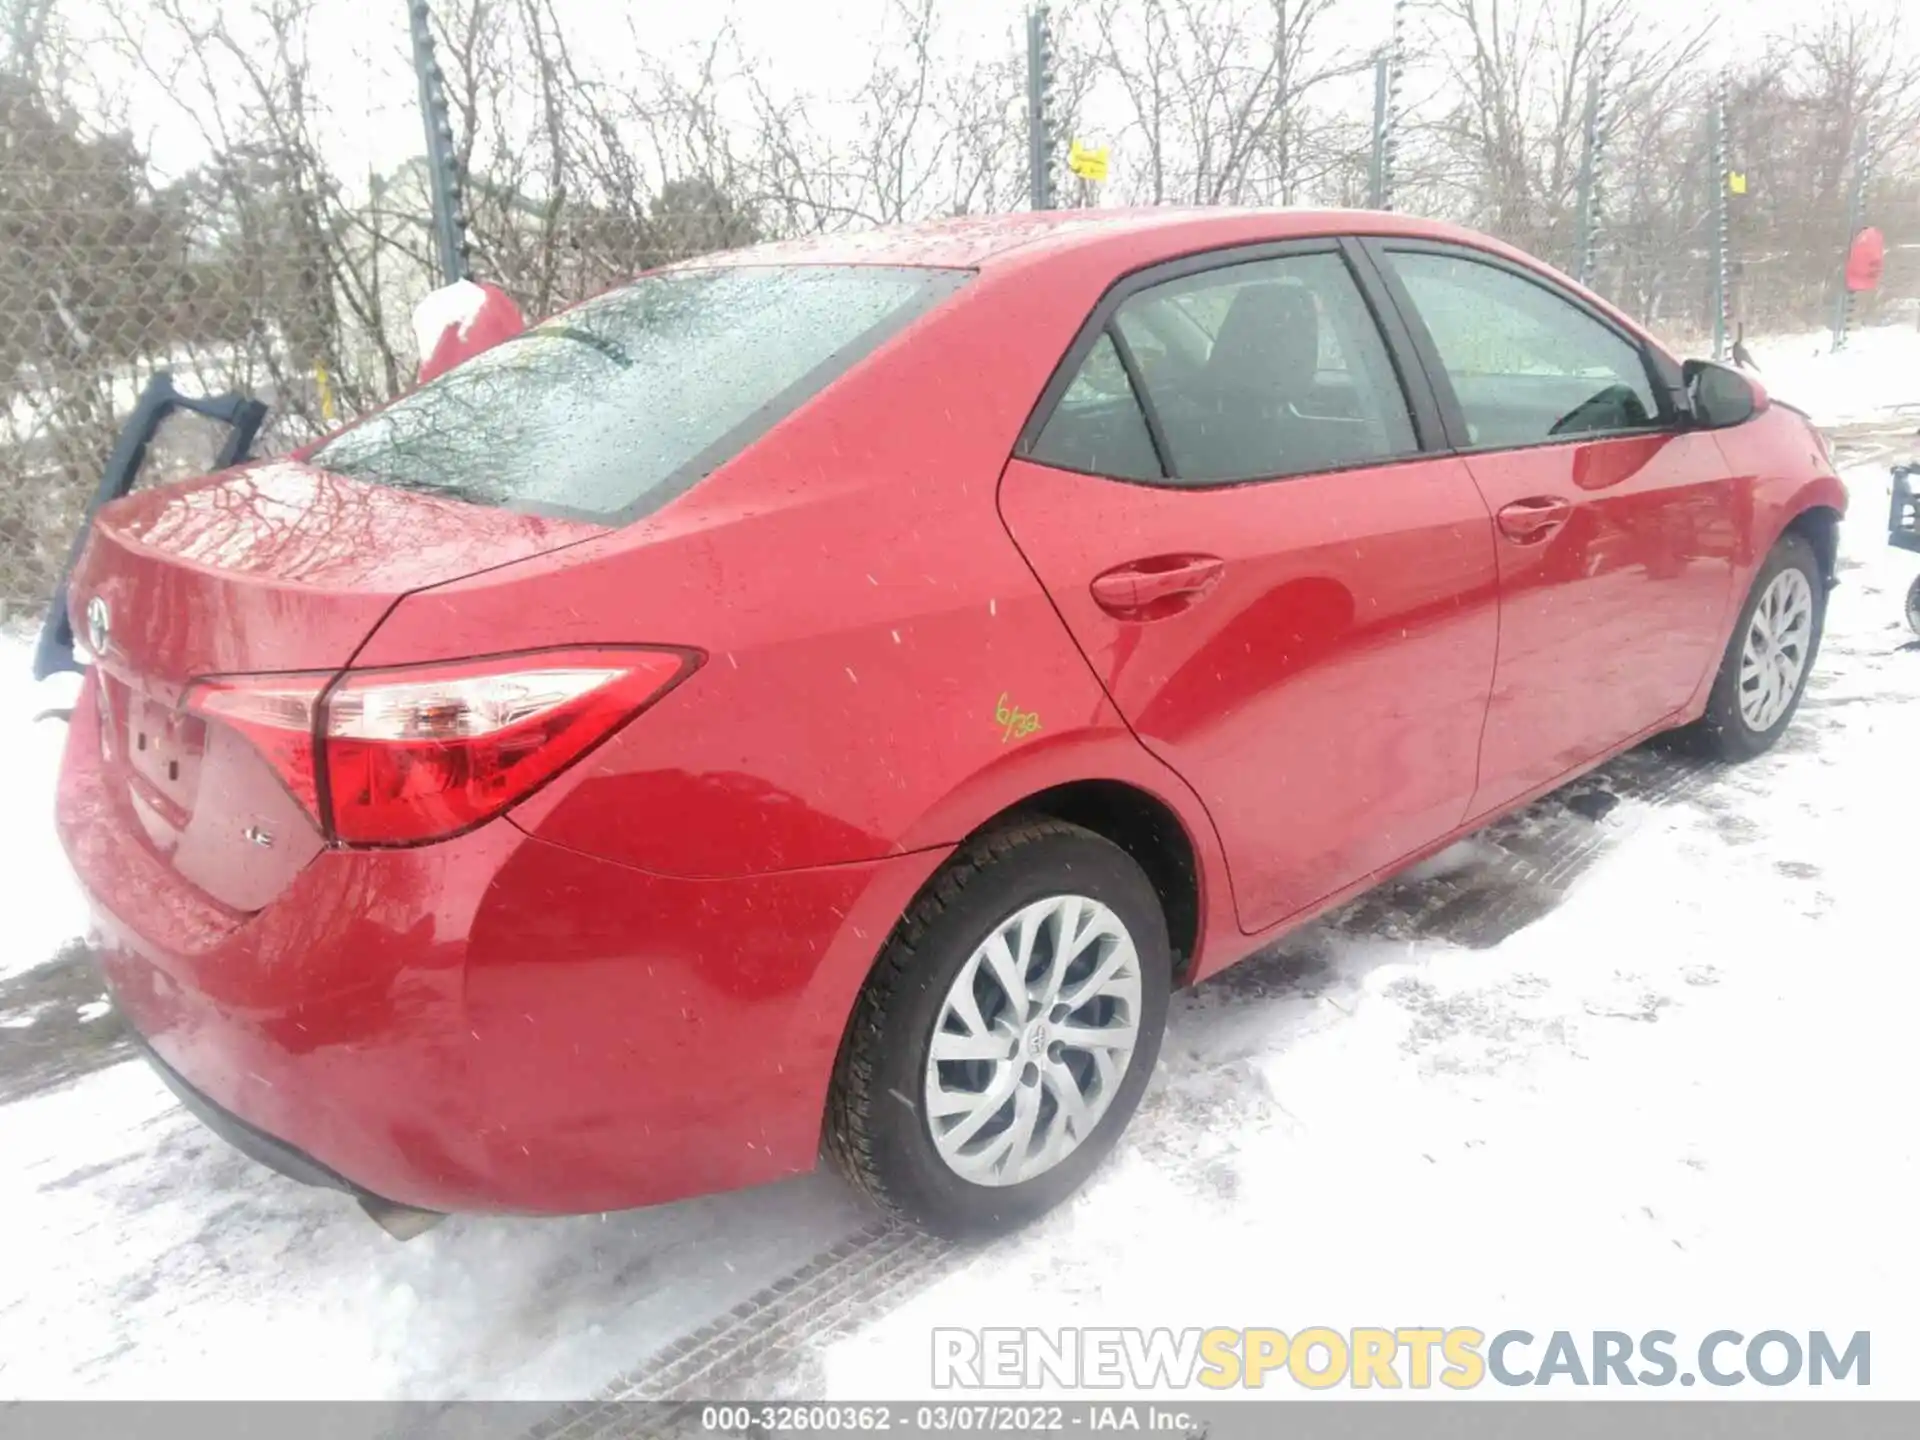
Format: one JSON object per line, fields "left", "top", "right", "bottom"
{"left": 546, "top": 743, "right": 1722, "bottom": 1418}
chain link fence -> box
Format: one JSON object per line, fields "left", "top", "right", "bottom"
{"left": 5, "top": 1, "right": 1918, "bottom": 620}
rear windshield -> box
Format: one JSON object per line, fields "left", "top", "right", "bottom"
{"left": 311, "top": 264, "right": 968, "bottom": 522}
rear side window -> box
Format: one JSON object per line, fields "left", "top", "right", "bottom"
{"left": 1034, "top": 251, "right": 1416, "bottom": 488}
{"left": 1118, "top": 254, "right": 1416, "bottom": 485}
{"left": 1384, "top": 250, "right": 1661, "bottom": 448}
{"left": 1029, "top": 332, "right": 1163, "bottom": 481}
{"left": 313, "top": 265, "right": 968, "bottom": 522}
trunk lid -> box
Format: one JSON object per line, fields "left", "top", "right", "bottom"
{"left": 67, "top": 459, "right": 604, "bottom": 912}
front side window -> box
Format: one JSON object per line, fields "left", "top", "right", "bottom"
{"left": 313, "top": 265, "right": 967, "bottom": 522}
{"left": 1109, "top": 251, "right": 1417, "bottom": 485}
{"left": 1384, "top": 250, "right": 1661, "bottom": 448}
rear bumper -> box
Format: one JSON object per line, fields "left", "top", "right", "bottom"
{"left": 58, "top": 680, "right": 948, "bottom": 1215}
{"left": 132, "top": 1032, "right": 368, "bottom": 1197}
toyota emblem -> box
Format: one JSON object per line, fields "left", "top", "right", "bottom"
{"left": 85, "top": 595, "right": 110, "bottom": 658}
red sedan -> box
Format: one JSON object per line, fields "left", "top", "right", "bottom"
{"left": 55, "top": 209, "right": 1844, "bottom": 1238}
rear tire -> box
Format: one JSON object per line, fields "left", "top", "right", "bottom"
{"left": 824, "top": 819, "right": 1170, "bottom": 1239}
{"left": 1689, "top": 532, "right": 1825, "bottom": 761}
{"left": 1906, "top": 573, "right": 1920, "bottom": 637}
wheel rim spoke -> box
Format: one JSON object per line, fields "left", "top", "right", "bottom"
{"left": 923, "top": 892, "right": 1144, "bottom": 1187}
{"left": 931, "top": 1061, "right": 1019, "bottom": 1147}
{"left": 1059, "top": 942, "right": 1132, "bottom": 1012}
{"left": 930, "top": 1028, "right": 1013, "bottom": 1063}
{"left": 1043, "top": 1059, "right": 1093, "bottom": 1137}
{"left": 1055, "top": 1018, "right": 1137, "bottom": 1053}
{"left": 977, "top": 933, "right": 1027, "bottom": 1022}
{"left": 1035, "top": 896, "right": 1088, "bottom": 1006}
{"left": 943, "top": 967, "right": 991, "bottom": 1041}
{"left": 998, "top": 1081, "right": 1044, "bottom": 1178}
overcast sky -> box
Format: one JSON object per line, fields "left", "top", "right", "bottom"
{"left": 58, "top": 0, "right": 1918, "bottom": 193}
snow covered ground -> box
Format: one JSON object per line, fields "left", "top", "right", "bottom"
{"left": 2, "top": 327, "right": 1917, "bottom": 1403}
{"left": 1745, "top": 322, "right": 1920, "bottom": 432}
{"left": 0, "top": 662, "right": 86, "bottom": 986}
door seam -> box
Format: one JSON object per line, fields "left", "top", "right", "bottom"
{"left": 1458, "top": 456, "right": 1508, "bottom": 825}
{"left": 989, "top": 454, "right": 1248, "bottom": 930}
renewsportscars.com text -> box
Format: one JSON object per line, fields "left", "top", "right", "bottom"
{"left": 931, "top": 1327, "right": 1871, "bottom": 1390}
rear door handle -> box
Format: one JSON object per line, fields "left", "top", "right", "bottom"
{"left": 1496, "top": 496, "right": 1573, "bottom": 543}
{"left": 1090, "top": 554, "right": 1225, "bottom": 617}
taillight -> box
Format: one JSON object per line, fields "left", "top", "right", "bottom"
{"left": 190, "top": 647, "right": 698, "bottom": 846}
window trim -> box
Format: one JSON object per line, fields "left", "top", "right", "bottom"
{"left": 1104, "top": 321, "right": 1174, "bottom": 477}
{"left": 1027, "top": 327, "right": 1169, "bottom": 483}
{"left": 1354, "top": 237, "right": 1677, "bottom": 456}
{"left": 1015, "top": 237, "right": 1449, "bottom": 490}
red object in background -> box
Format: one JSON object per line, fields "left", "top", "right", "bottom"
{"left": 1845, "top": 227, "right": 1886, "bottom": 292}
{"left": 54, "top": 209, "right": 1847, "bottom": 1220}
{"left": 413, "top": 279, "right": 526, "bottom": 383}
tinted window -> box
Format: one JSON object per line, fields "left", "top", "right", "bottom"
{"left": 1030, "top": 332, "right": 1163, "bottom": 481}
{"left": 313, "top": 265, "right": 967, "bottom": 521}
{"left": 1386, "top": 251, "right": 1661, "bottom": 448}
{"left": 1107, "top": 252, "right": 1416, "bottom": 485}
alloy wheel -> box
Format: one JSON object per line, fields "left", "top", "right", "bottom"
{"left": 1738, "top": 567, "right": 1815, "bottom": 732}
{"left": 923, "top": 894, "right": 1142, "bottom": 1187}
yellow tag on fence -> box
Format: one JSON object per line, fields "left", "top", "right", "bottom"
{"left": 1068, "top": 140, "right": 1110, "bottom": 183}
{"left": 313, "top": 361, "right": 336, "bottom": 424}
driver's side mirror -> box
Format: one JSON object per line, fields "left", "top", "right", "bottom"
{"left": 1683, "top": 358, "right": 1766, "bottom": 429}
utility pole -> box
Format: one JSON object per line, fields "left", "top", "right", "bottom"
{"left": 1710, "top": 78, "right": 1729, "bottom": 362}
{"left": 1369, "top": 1, "right": 1408, "bottom": 210}
{"left": 1574, "top": 44, "right": 1610, "bottom": 288}
{"left": 1832, "top": 122, "right": 1874, "bottom": 352}
{"left": 408, "top": 0, "right": 471, "bottom": 285}
{"left": 1367, "top": 54, "right": 1389, "bottom": 209}
{"left": 1027, "top": 5, "right": 1057, "bottom": 212}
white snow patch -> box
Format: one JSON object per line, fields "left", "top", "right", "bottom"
{"left": 0, "top": 1055, "right": 876, "bottom": 1398}
{"left": 409, "top": 279, "right": 491, "bottom": 360}
{"left": 1397, "top": 835, "right": 1506, "bottom": 884}
{"left": 0, "top": 641, "right": 88, "bottom": 981}
{"left": 1743, "top": 323, "right": 1920, "bottom": 430}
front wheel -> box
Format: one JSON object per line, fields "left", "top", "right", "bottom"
{"left": 1905, "top": 573, "right": 1920, "bottom": 637}
{"left": 825, "top": 820, "right": 1171, "bottom": 1238}
{"left": 1690, "top": 531, "right": 1825, "bottom": 761}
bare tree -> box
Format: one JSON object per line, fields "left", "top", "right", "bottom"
{"left": 1088, "top": 0, "right": 1360, "bottom": 207}
{"left": 8, "top": 0, "right": 1920, "bottom": 620}
{"left": 1417, "top": 0, "right": 1707, "bottom": 267}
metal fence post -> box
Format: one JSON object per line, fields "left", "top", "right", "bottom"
{"left": 1832, "top": 122, "right": 1874, "bottom": 353}
{"left": 1374, "top": 0, "right": 1408, "bottom": 211}
{"left": 1710, "top": 78, "right": 1729, "bottom": 362}
{"left": 1027, "top": 5, "right": 1056, "bottom": 212}
{"left": 1368, "top": 53, "right": 1389, "bottom": 209}
{"left": 407, "top": 0, "right": 471, "bottom": 285}
{"left": 1575, "top": 44, "right": 1609, "bottom": 287}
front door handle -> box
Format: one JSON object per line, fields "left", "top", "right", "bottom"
{"left": 1496, "top": 496, "right": 1573, "bottom": 544}
{"left": 1090, "top": 554, "right": 1225, "bottom": 618}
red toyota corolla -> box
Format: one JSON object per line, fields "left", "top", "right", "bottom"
{"left": 55, "top": 209, "right": 1844, "bottom": 1238}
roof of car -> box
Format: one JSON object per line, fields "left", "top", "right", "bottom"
{"left": 680, "top": 207, "right": 1487, "bottom": 274}
{"left": 655, "top": 207, "right": 1663, "bottom": 353}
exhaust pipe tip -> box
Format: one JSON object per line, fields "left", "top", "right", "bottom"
{"left": 359, "top": 1194, "right": 447, "bottom": 1241}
